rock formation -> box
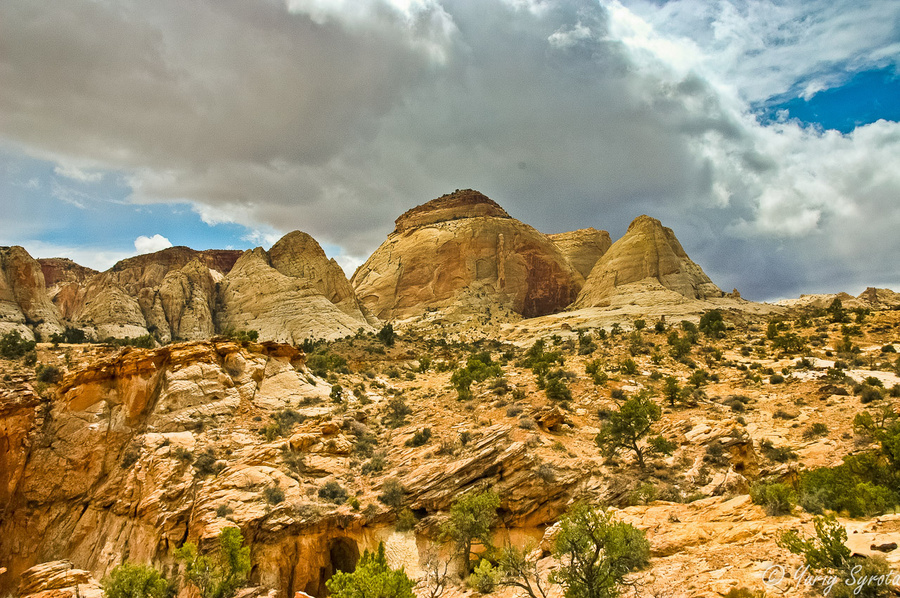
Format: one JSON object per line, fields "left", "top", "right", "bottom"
{"left": 572, "top": 215, "right": 722, "bottom": 308}
{"left": 0, "top": 246, "right": 65, "bottom": 340}
{"left": 268, "top": 231, "right": 375, "bottom": 325}
{"left": 217, "top": 240, "right": 375, "bottom": 343}
{"left": 351, "top": 189, "right": 583, "bottom": 320}
{"left": 548, "top": 228, "right": 612, "bottom": 279}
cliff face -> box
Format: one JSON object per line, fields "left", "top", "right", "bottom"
{"left": 547, "top": 228, "right": 612, "bottom": 279}
{"left": 0, "top": 341, "right": 584, "bottom": 597}
{"left": 573, "top": 215, "right": 722, "bottom": 308}
{"left": 351, "top": 190, "right": 584, "bottom": 320}
{"left": 0, "top": 246, "right": 65, "bottom": 340}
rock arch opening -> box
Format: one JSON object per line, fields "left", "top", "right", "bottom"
{"left": 306, "top": 537, "right": 360, "bottom": 597}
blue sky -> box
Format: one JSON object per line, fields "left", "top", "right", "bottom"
{"left": 1, "top": 0, "right": 899, "bottom": 299}
{"left": 760, "top": 67, "right": 900, "bottom": 134}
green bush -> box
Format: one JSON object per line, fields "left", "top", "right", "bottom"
{"left": 263, "top": 484, "right": 285, "bottom": 505}
{"left": 377, "top": 324, "right": 396, "bottom": 347}
{"left": 378, "top": 478, "right": 405, "bottom": 509}
{"left": 750, "top": 481, "right": 795, "bottom": 515}
{"left": 405, "top": 428, "right": 432, "bottom": 447}
{"left": 326, "top": 542, "right": 414, "bottom": 598}
{"left": 175, "top": 527, "right": 250, "bottom": 598}
{"left": 468, "top": 559, "right": 499, "bottom": 594}
{"left": 0, "top": 330, "right": 35, "bottom": 360}
{"left": 779, "top": 514, "right": 892, "bottom": 598}
{"left": 396, "top": 508, "right": 417, "bottom": 532}
{"left": 551, "top": 503, "right": 649, "bottom": 598}
{"left": 49, "top": 327, "right": 88, "bottom": 344}
{"left": 102, "top": 562, "right": 172, "bottom": 598}
{"left": 699, "top": 310, "right": 726, "bottom": 338}
{"left": 382, "top": 397, "right": 412, "bottom": 428}
{"left": 319, "top": 480, "right": 349, "bottom": 504}
{"left": 36, "top": 364, "right": 62, "bottom": 384}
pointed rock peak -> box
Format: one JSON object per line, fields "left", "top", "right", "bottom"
{"left": 627, "top": 214, "right": 664, "bottom": 232}
{"left": 394, "top": 189, "right": 511, "bottom": 233}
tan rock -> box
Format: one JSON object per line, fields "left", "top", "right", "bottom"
{"left": 573, "top": 215, "right": 722, "bottom": 308}
{"left": 269, "top": 231, "right": 375, "bottom": 325}
{"left": 548, "top": 228, "right": 612, "bottom": 279}
{"left": 218, "top": 247, "right": 373, "bottom": 343}
{"left": 0, "top": 246, "right": 64, "bottom": 339}
{"left": 351, "top": 189, "right": 583, "bottom": 320}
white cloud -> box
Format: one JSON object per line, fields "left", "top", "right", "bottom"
{"left": 134, "top": 234, "right": 173, "bottom": 254}
{"left": 54, "top": 163, "right": 104, "bottom": 182}
{"left": 0, "top": 0, "right": 898, "bottom": 299}
{"left": 13, "top": 240, "right": 131, "bottom": 271}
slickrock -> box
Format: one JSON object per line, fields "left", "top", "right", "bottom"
{"left": 0, "top": 246, "right": 64, "bottom": 339}
{"left": 217, "top": 246, "right": 374, "bottom": 343}
{"left": 17, "top": 561, "right": 102, "bottom": 598}
{"left": 547, "top": 228, "right": 611, "bottom": 279}
{"left": 268, "top": 231, "right": 375, "bottom": 325}
{"left": 573, "top": 215, "right": 722, "bottom": 308}
{"left": 351, "top": 190, "right": 583, "bottom": 320}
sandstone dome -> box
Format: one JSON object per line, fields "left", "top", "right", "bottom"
{"left": 351, "top": 189, "right": 584, "bottom": 320}
{"left": 572, "top": 215, "right": 722, "bottom": 308}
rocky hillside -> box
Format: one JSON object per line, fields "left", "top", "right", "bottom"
{"left": 573, "top": 215, "right": 723, "bottom": 309}
{"left": 3, "top": 298, "right": 900, "bottom": 598}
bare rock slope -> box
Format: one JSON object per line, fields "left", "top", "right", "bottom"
{"left": 351, "top": 189, "right": 584, "bottom": 320}
{"left": 573, "top": 215, "right": 722, "bottom": 308}
{"left": 547, "top": 228, "right": 611, "bottom": 279}
{"left": 0, "top": 246, "right": 64, "bottom": 340}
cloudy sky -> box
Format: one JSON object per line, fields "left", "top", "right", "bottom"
{"left": 1, "top": 0, "right": 898, "bottom": 301}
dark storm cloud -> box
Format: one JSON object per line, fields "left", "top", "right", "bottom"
{"left": 1, "top": 0, "right": 899, "bottom": 299}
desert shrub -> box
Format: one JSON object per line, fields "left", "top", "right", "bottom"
{"left": 550, "top": 503, "right": 649, "bottom": 598}
{"left": 378, "top": 478, "right": 405, "bottom": 509}
{"left": 396, "top": 508, "right": 417, "bottom": 532}
{"left": 699, "top": 309, "right": 726, "bottom": 338}
{"left": 772, "top": 408, "right": 796, "bottom": 419}
{"left": 858, "top": 385, "right": 884, "bottom": 404}
{"left": 506, "top": 405, "right": 523, "bottom": 417}
{"left": 750, "top": 481, "right": 795, "bottom": 515}
{"left": 330, "top": 384, "right": 344, "bottom": 403}
{"left": 779, "top": 514, "right": 892, "bottom": 598}
{"left": 263, "top": 484, "right": 285, "bottom": 505}
{"left": 585, "top": 359, "right": 608, "bottom": 385}
{"left": 102, "top": 562, "right": 172, "bottom": 598}
{"left": 722, "top": 589, "right": 766, "bottom": 598}
{"left": 405, "top": 428, "right": 432, "bottom": 447}
{"left": 544, "top": 370, "right": 572, "bottom": 402}
{"left": 361, "top": 451, "right": 387, "bottom": 475}
{"left": 0, "top": 330, "right": 35, "bottom": 360}
{"left": 194, "top": 448, "right": 224, "bottom": 477}
{"left": 377, "top": 324, "right": 396, "bottom": 347}
{"left": 264, "top": 409, "right": 306, "bottom": 440}
{"left": 769, "top": 373, "right": 785, "bottom": 384}
{"left": 35, "top": 364, "right": 63, "bottom": 384}
{"left": 175, "top": 527, "right": 250, "bottom": 598}
{"left": 759, "top": 439, "right": 797, "bottom": 462}
{"left": 222, "top": 328, "right": 258, "bottom": 343}
{"left": 383, "top": 397, "right": 412, "bottom": 428}
{"left": 468, "top": 560, "right": 499, "bottom": 594}
{"left": 688, "top": 369, "right": 709, "bottom": 387}
{"left": 326, "top": 542, "right": 415, "bottom": 598}
{"left": 619, "top": 358, "right": 638, "bottom": 375}
{"left": 803, "top": 423, "right": 829, "bottom": 440}
{"left": 318, "top": 480, "right": 348, "bottom": 504}
{"left": 307, "top": 351, "right": 349, "bottom": 377}
{"left": 49, "top": 327, "right": 88, "bottom": 344}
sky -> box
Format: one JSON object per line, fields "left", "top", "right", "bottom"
{"left": 1, "top": 0, "right": 898, "bottom": 301}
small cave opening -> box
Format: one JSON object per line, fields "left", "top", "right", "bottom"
{"left": 306, "top": 537, "right": 360, "bottom": 597}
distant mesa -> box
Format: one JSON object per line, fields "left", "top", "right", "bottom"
{"left": 352, "top": 189, "right": 584, "bottom": 320}
{"left": 573, "top": 215, "right": 723, "bottom": 308}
